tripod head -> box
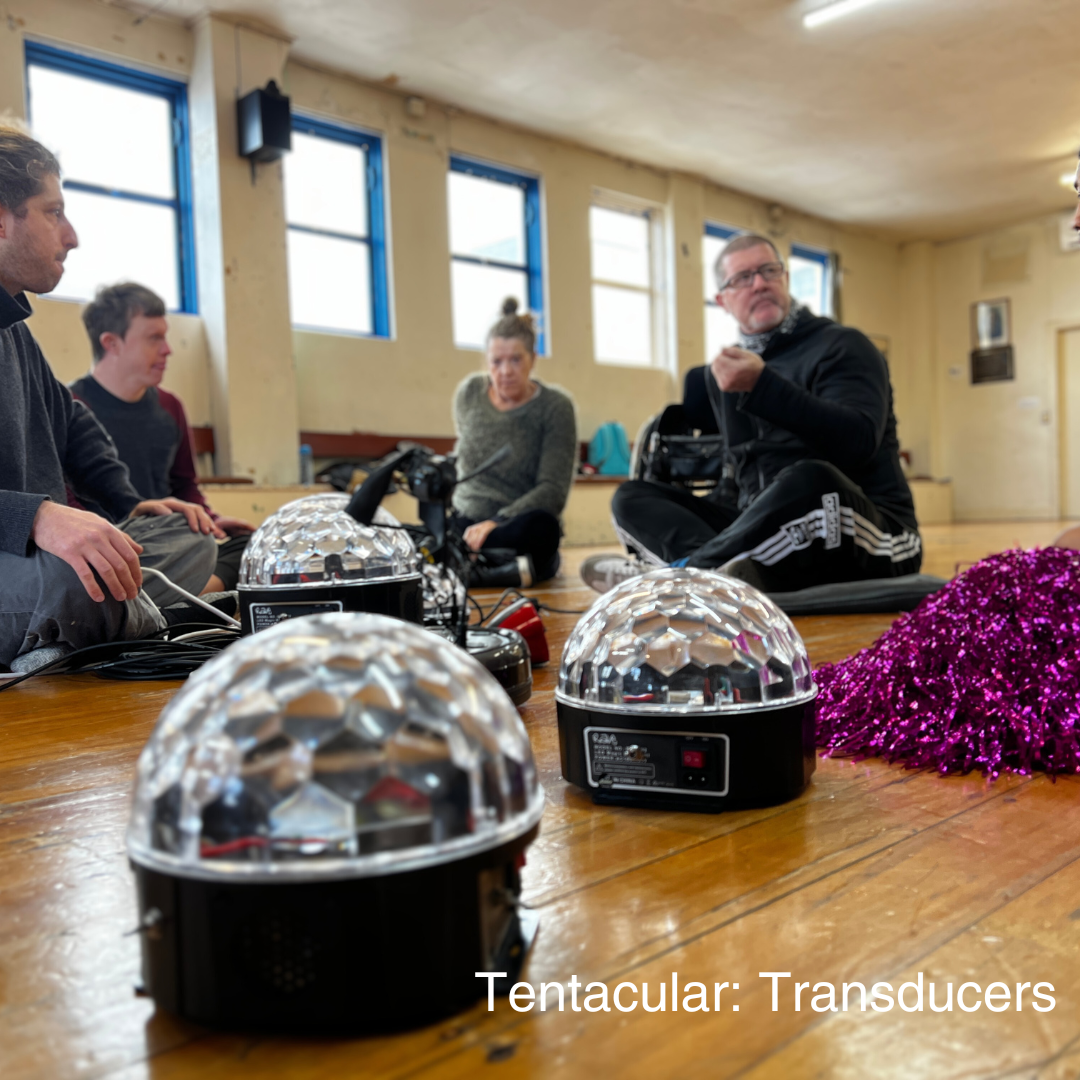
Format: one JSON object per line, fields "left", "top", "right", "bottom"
{"left": 346, "top": 443, "right": 510, "bottom": 645}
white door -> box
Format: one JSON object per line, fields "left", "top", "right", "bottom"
{"left": 1059, "top": 327, "right": 1080, "bottom": 516}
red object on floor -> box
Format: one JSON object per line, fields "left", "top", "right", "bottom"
{"left": 497, "top": 602, "right": 550, "bottom": 665}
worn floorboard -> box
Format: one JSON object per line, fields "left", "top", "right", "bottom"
{"left": 1, "top": 521, "right": 1076, "bottom": 1080}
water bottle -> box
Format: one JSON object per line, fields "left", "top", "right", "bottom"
{"left": 299, "top": 443, "right": 314, "bottom": 486}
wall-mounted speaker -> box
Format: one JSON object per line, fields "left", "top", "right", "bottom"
{"left": 237, "top": 80, "right": 291, "bottom": 163}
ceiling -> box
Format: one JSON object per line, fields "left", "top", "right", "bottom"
{"left": 132, "top": 0, "right": 1080, "bottom": 240}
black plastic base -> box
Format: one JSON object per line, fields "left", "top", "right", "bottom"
{"left": 133, "top": 827, "right": 538, "bottom": 1034}
{"left": 556, "top": 699, "right": 815, "bottom": 813}
{"left": 238, "top": 576, "right": 422, "bottom": 635}
{"left": 432, "top": 626, "right": 532, "bottom": 706}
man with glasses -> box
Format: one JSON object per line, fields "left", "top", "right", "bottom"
{"left": 583, "top": 231, "right": 920, "bottom": 593}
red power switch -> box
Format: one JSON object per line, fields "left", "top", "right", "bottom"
{"left": 681, "top": 749, "right": 706, "bottom": 769}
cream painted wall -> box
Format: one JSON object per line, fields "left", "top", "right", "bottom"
{"left": 1, "top": 0, "right": 210, "bottom": 415}
{"left": 896, "top": 242, "right": 937, "bottom": 479}
{"left": 931, "top": 211, "right": 1080, "bottom": 520}
{"left": 285, "top": 63, "right": 686, "bottom": 444}
{"left": 27, "top": 298, "right": 213, "bottom": 423}
{"left": 188, "top": 16, "right": 299, "bottom": 484}
{"left": 4, "top": 0, "right": 913, "bottom": 497}
{"left": 286, "top": 59, "right": 909, "bottom": 447}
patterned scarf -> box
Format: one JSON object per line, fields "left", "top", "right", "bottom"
{"left": 738, "top": 302, "right": 803, "bottom": 355}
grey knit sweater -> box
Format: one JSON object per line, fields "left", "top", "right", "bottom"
{"left": 451, "top": 373, "right": 577, "bottom": 522}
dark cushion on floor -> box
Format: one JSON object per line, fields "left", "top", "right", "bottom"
{"left": 766, "top": 574, "right": 948, "bottom": 616}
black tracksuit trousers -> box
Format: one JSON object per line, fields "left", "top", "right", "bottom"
{"left": 450, "top": 508, "right": 562, "bottom": 582}
{"left": 612, "top": 459, "right": 921, "bottom": 591}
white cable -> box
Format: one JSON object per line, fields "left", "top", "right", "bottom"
{"left": 172, "top": 628, "right": 237, "bottom": 643}
{"left": 141, "top": 567, "right": 242, "bottom": 629}
{"left": 803, "top": 0, "right": 890, "bottom": 29}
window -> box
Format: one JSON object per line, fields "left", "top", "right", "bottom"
{"left": 590, "top": 199, "right": 666, "bottom": 366}
{"left": 789, "top": 242, "right": 834, "bottom": 317}
{"left": 703, "top": 222, "right": 740, "bottom": 362}
{"left": 284, "top": 116, "right": 389, "bottom": 336}
{"left": 448, "top": 157, "right": 543, "bottom": 352}
{"left": 25, "top": 42, "right": 196, "bottom": 311}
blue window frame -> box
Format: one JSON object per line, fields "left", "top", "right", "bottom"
{"left": 790, "top": 242, "right": 834, "bottom": 317}
{"left": 448, "top": 155, "right": 544, "bottom": 353}
{"left": 703, "top": 222, "right": 739, "bottom": 361}
{"left": 24, "top": 41, "right": 196, "bottom": 313}
{"left": 284, "top": 114, "right": 389, "bottom": 337}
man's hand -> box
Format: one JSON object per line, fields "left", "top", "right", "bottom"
{"left": 132, "top": 497, "right": 225, "bottom": 538}
{"left": 213, "top": 515, "right": 256, "bottom": 536}
{"left": 463, "top": 519, "right": 499, "bottom": 552}
{"left": 31, "top": 501, "right": 144, "bottom": 603}
{"left": 711, "top": 346, "right": 766, "bottom": 393}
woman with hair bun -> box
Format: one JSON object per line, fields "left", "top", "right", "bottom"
{"left": 451, "top": 297, "right": 577, "bottom": 587}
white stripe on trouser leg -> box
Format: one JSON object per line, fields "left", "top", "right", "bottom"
{"left": 619, "top": 496, "right": 922, "bottom": 572}
{"left": 823, "top": 492, "right": 841, "bottom": 549}
{"left": 749, "top": 508, "right": 829, "bottom": 566}
{"left": 849, "top": 510, "right": 921, "bottom": 562}
{"left": 738, "top": 502, "right": 920, "bottom": 569}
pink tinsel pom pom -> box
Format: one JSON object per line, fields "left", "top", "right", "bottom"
{"left": 814, "top": 547, "right": 1080, "bottom": 778}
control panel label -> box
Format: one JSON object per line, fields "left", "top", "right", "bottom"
{"left": 583, "top": 727, "right": 730, "bottom": 797}
{"left": 250, "top": 600, "right": 344, "bottom": 633}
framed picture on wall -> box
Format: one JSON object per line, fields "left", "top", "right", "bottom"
{"left": 970, "top": 298, "right": 1014, "bottom": 384}
{"left": 971, "top": 298, "right": 1010, "bottom": 350}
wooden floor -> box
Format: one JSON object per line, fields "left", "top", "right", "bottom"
{"left": 3, "top": 520, "right": 1079, "bottom": 1080}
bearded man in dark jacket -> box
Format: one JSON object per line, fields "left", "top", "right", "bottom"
{"left": 584, "top": 232, "right": 920, "bottom": 593}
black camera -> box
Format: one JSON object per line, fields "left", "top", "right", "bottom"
{"left": 344, "top": 445, "right": 532, "bottom": 705}
{"left": 404, "top": 453, "right": 457, "bottom": 506}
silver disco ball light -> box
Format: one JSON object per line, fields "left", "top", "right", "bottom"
{"left": 421, "top": 560, "right": 467, "bottom": 622}
{"left": 127, "top": 612, "right": 543, "bottom": 1032}
{"left": 237, "top": 493, "right": 422, "bottom": 633}
{"left": 556, "top": 567, "right": 816, "bottom": 812}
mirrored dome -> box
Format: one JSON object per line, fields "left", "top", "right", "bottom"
{"left": 127, "top": 613, "right": 544, "bottom": 881}
{"left": 557, "top": 567, "right": 814, "bottom": 713}
{"left": 422, "top": 562, "right": 467, "bottom": 621}
{"left": 239, "top": 493, "right": 418, "bottom": 589}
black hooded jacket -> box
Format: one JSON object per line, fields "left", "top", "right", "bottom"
{"left": 685, "top": 309, "right": 917, "bottom": 530}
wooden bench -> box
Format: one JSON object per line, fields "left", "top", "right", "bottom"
{"left": 192, "top": 427, "right": 628, "bottom": 488}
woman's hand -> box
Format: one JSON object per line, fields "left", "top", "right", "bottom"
{"left": 463, "top": 519, "right": 500, "bottom": 552}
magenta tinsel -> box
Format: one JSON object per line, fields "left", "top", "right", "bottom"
{"left": 814, "top": 547, "right": 1080, "bottom": 778}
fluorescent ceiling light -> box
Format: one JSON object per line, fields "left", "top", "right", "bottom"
{"left": 804, "top": 0, "right": 888, "bottom": 29}
{"left": 1062, "top": 170, "right": 1078, "bottom": 188}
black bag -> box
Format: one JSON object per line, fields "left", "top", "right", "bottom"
{"left": 635, "top": 403, "right": 728, "bottom": 492}
{"left": 633, "top": 369, "right": 741, "bottom": 504}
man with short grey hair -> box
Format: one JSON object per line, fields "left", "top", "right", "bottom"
{"left": 0, "top": 120, "right": 217, "bottom": 671}
{"left": 584, "top": 232, "right": 920, "bottom": 593}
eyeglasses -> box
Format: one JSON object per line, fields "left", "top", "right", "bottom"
{"left": 720, "top": 261, "right": 786, "bottom": 292}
